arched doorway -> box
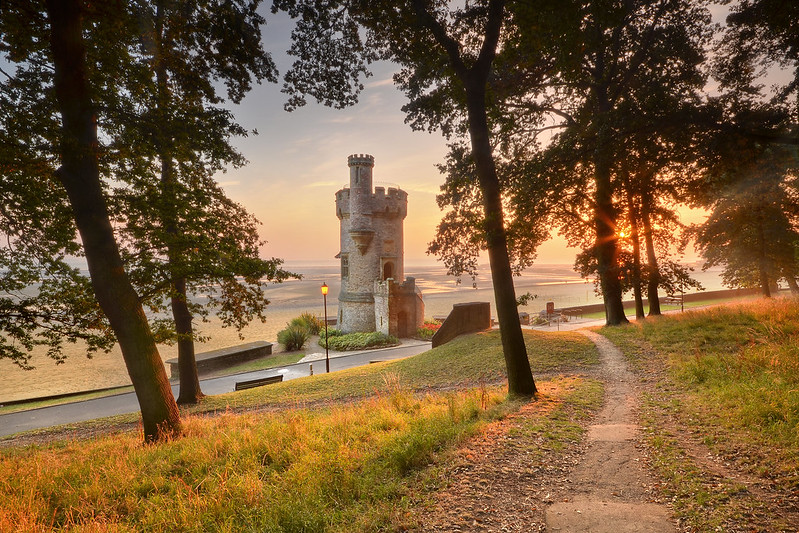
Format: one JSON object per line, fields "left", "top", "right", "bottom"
{"left": 383, "top": 261, "right": 394, "bottom": 280}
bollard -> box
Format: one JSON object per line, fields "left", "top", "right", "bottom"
{"left": 309, "top": 363, "right": 313, "bottom": 376}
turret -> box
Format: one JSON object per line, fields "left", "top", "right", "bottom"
{"left": 335, "top": 154, "right": 421, "bottom": 335}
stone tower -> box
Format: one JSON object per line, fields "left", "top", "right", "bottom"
{"left": 335, "top": 154, "right": 423, "bottom": 336}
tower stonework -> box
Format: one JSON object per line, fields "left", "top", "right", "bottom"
{"left": 335, "top": 154, "right": 423, "bottom": 336}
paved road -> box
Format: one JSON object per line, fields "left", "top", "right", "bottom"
{"left": 0, "top": 341, "right": 431, "bottom": 438}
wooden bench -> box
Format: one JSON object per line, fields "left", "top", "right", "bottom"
{"left": 234, "top": 374, "right": 283, "bottom": 391}
{"left": 663, "top": 296, "right": 683, "bottom": 305}
{"left": 562, "top": 308, "right": 583, "bottom": 319}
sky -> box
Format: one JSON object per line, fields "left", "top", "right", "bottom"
{"left": 220, "top": 9, "right": 731, "bottom": 269}
{"left": 215, "top": 11, "right": 591, "bottom": 267}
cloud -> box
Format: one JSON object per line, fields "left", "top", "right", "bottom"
{"left": 306, "top": 180, "right": 340, "bottom": 188}
{"left": 325, "top": 116, "right": 355, "bottom": 124}
{"left": 366, "top": 77, "right": 395, "bottom": 89}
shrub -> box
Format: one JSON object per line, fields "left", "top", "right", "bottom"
{"left": 416, "top": 320, "right": 442, "bottom": 341}
{"left": 319, "top": 330, "right": 398, "bottom": 351}
{"left": 292, "top": 312, "right": 324, "bottom": 335}
{"left": 277, "top": 323, "right": 310, "bottom": 351}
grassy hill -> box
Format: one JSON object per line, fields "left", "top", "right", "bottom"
{"left": 4, "top": 299, "right": 797, "bottom": 532}
{"left": 601, "top": 297, "right": 799, "bottom": 531}
{"left": 0, "top": 330, "right": 601, "bottom": 532}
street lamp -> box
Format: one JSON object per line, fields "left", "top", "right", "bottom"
{"left": 321, "top": 282, "right": 330, "bottom": 373}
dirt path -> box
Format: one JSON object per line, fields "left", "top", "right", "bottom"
{"left": 412, "top": 329, "right": 677, "bottom": 532}
{"left": 545, "top": 330, "right": 674, "bottom": 531}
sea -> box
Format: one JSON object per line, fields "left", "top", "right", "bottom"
{"left": 0, "top": 262, "right": 726, "bottom": 403}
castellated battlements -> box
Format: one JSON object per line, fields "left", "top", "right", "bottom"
{"left": 347, "top": 153, "right": 375, "bottom": 167}
{"left": 335, "top": 185, "right": 408, "bottom": 219}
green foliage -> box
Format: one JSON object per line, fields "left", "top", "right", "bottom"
{"left": 0, "top": 365, "right": 603, "bottom": 531}
{"left": 416, "top": 320, "right": 441, "bottom": 341}
{"left": 0, "top": 3, "right": 116, "bottom": 368}
{"left": 600, "top": 299, "right": 799, "bottom": 529}
{"left": 277, "top": 323, "right": 310, "bottom": 351}
{"left": 291, "top": 312, "right": 323, "bottom": 335}
{"left": 319, "top": 330, "right": 399, "bottom": 351}
{"left": 692, "top": 149, "right": 799, "bottom": 295}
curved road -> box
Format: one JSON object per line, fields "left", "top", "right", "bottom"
{"left": 0, "top": 341, "right": 430, "bottom": 438}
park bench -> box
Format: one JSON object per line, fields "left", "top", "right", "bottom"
{"left": 663, "top": 296, "right": 683, "bottom": 305}
{"left": 234, "top": 374, "right": 284, "bottom": 391}
{"left": 562, "top": 308, "right": 584, "bottom": 319}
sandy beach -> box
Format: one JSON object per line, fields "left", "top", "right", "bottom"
{"left": 0, "top": 263, "right": 723, "bottom": 403}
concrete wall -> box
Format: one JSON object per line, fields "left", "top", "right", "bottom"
{"left": 432, "top": 302, "right": 491, "bottom": 348}
{"left": 549, "top": 287, "right": 764, "bottom": 317}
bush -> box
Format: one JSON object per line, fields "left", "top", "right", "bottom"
{"left": 319, "top": 330, "right": 399, "bottom": 351}
{"left": 292, "top": 312, "right": 323, "bottom": 335}
{"left": 277, "top": 323, "right": 310, "bottom": 351}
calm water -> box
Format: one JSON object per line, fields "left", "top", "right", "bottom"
{"left": 0, "top": 262, "right": 724, "bottom": 403}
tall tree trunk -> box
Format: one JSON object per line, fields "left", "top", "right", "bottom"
{"left": 623, "top": 172, "right": 645, "bottom": 319}
{"left": 465, "top": 80, "right": 537, "bottom": 396}
{"left": 592, "top": 123, "right": 627, "bottom": 323}
{"left": 786, "top": 275, "right": 799, "bottom": 294}
{"left": 413, "top": 0, "right": 535, "bottom": 396}
{"left": 590, "top": 29, "right": 627, "bottom": 326}
{"left": 172, "top": 277, "right": 203, "bottom": 403}
{"left": 641, "top": 188, "right": 662, "bottom": 316}
{"left": 46, "top": 0, "right": 181, "bottom": 442}
{"left": 154, "top": 1, "right": 203, "bottom": 404}
{"left": 755, "top": 210, "right": 772, "bottom": 298}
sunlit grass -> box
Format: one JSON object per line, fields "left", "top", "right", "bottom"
{"left": 0, "top": 375, "right": 601, "bottom": 532}
{"left": 605, "top": 298, "right": 799, "bottom": 446}
{"left": 599, "top": 297, "right": 799, "bottom": 530}
{"left": 195, "top": 329, "right": 599, "bottom": 413}
{"left": 0, "top": 329, "right": 601, "bottom": 531}
{"left": 580, "top": 293, "right": 763, "bottom": 319}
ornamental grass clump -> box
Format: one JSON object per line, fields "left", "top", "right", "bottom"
{"left": 277, "top": 323, "right": 309, "bottom": 351}
{"left": 277, "top": 312, "right": 325, "bottom": 350}
{"left": 293, "top": 312, "right": 323, "bottom": 335}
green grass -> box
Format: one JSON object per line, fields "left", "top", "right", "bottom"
{"left": 195, "top": 329, "right": 599, "bottom": 413}
{"left": 206, "top": 352, "right": 305, "bottom": 376}
{"left": 599, "top": 297, "right": 799, "bottom": 531}
{"left": 0, "top": 353, "right": 306, "bottom": 416}
{"left": 0, "top": 330, "right": 601, "bottom": 532}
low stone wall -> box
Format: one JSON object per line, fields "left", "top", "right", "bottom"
{"left": 167, "top": 341, "right": 273, "bottom": 379}
{"left": 553, "top": 287, "right": 764, "bottom": 317}
{"left": 432, "top": 302, "right": 491, "bottom": 348}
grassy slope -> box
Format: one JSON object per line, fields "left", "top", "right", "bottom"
{"left": 0, "top": 330, "right": 600, "bottom": 532}
{"left": 599, "top": 298, "right": 799, "bottom": 531}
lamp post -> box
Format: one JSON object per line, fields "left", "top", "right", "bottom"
{"left": 321, "top": 282, "right": 330, "bottom": 373}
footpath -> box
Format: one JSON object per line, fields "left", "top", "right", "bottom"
{"left": 545, "top": 330, "right": 674, "bottom": 531}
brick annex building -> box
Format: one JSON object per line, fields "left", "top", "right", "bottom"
{"left": 334, "top": 154, "right": 424, "bottom": 338}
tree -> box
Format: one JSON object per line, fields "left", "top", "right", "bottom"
{"left": 108, "top": 0, "right": 292, "bottom": 404}
{"left": 43, "top": 0, "right": 181, "bottom": 441}
{"left": 275, "top": 0, "right": 536, "bottom": 396}
{"left": 0, "top": 17, "right": 115, "bottom": 368}
{"left": 723, "top": 0, "right": 799, "bottom": 120}
{"left": 693, "top": 147, "right": 799, "bottom": 296}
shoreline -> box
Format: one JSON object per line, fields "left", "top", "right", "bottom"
{"left": 0, "top": 263, "right": 727, "bottom": 403}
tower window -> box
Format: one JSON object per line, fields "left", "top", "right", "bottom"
{"left": 341, "top": 254, "right": 349, "bottom": 279}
